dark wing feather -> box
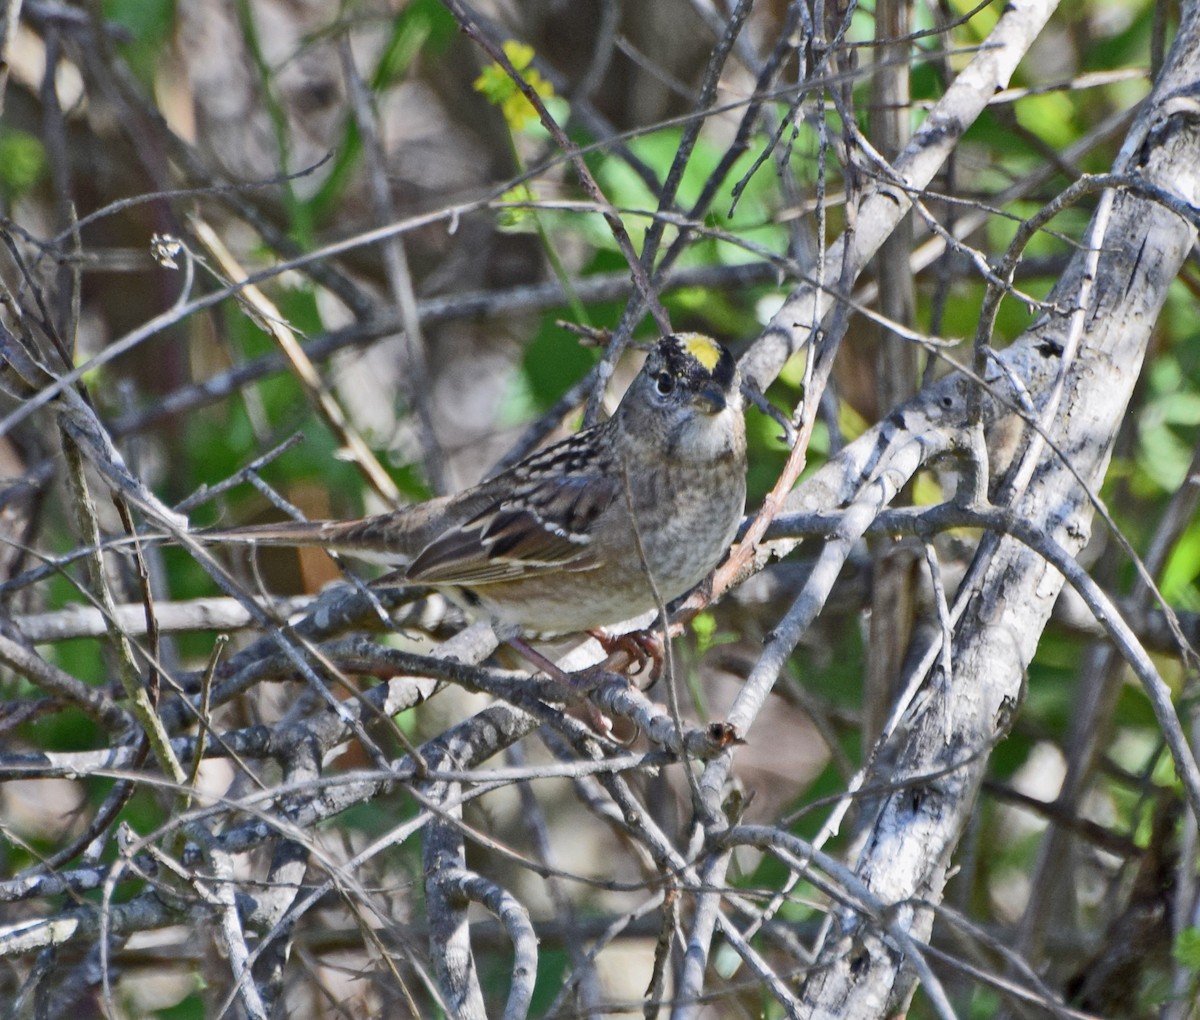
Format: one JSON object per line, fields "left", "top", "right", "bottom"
{"left": 406, "top": 455, "right": 619, "bottom": 586}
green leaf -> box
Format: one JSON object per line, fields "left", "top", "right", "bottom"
{"left": 375, "top": 1, "right": 455, "bottom": 88}
{"left": 1173, "top": 927, "right": 1200, "bottom": 971}
{"left": 692, "top": 611, "right": 717, "bottom": 655}
{"left": 103, "top": 0, "right": 175, "bottom": 84}
{"left": 496, "top": 184, "right": 539, "bottom": 231}
{"left": 1160, "top": 525, "right": 1200, "bottom": 605}
{"left": 1014, "top": 92, "right": 1077, "bottom": 149}
{"left": 0, "top": 128, "right": 46, "bottom": 200}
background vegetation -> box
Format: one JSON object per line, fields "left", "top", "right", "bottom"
{"left": 1, "top": 0, "right": 1199, "bottom": 1017}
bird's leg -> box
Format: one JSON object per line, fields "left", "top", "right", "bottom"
{"left": 505, "top": 636, "right": 613, "bottom": 734}
{"left": 588, "top": 629, "right": 666, "bottom": 684}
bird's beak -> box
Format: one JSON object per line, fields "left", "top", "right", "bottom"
{"left": 693, "top": 381, "right": 727, "bottom": 415}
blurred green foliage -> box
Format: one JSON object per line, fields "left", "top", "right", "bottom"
{"left": 103, "top": 0, "right": 176, "bottom": 84}
{"left": 0, "top": 127, "right": 46, "bottom": 200}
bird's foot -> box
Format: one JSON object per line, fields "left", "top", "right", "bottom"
{"left": 588, "top": 628, "right": 666, "bottom": 684}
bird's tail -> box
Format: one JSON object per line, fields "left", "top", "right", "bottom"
{"left": 198, "top": 517, "right": 411, "bottom": 566}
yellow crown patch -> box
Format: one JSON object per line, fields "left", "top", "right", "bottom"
{"left": 681, "top": 333, "right": 721, "bottom": 372}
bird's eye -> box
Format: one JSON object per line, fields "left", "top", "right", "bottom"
{"left": 655, "top": 372, "right": 676, "bottom": 396}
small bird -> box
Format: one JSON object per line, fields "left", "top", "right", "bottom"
{"left": 206, "top": 333, "right": 747, "bottom": 636}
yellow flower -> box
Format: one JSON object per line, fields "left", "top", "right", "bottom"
{"left": 473, "top": 41, "right": 555, "bottom": 132}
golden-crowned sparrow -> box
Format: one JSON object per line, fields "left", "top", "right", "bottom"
{"left": 208, "top": 333, "right": 747, "bottom": 635}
